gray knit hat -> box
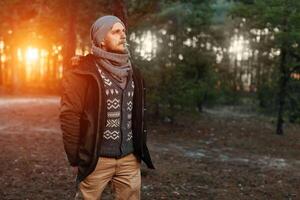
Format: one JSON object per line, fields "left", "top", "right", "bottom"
{"left": 90, "top": 15, "right": 125, "bottom": 47}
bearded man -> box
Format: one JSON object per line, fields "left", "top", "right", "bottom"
{"left": 59, "top": 15, "right": 155, "bottom": 200}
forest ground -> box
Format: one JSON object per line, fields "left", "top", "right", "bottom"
{"left": 0, "top": 96, "right": 299, "bottom": 200}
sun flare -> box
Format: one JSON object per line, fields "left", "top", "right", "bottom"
{"left": 25, "top": 47, "right": 39, "bottom": 63}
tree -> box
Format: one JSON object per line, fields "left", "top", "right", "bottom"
{"left": 231, "top": 0, "right": 300, "bottom": 134}
{"left": 62, "top": 0, "right": 78, "bottom": 72}
{"left": 129, "top": 0, "right": 216, "bottom": 122}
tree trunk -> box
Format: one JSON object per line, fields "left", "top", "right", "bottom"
{"left": 276, "top": 47, "right": 288, "bottom": 135}
{"left": 197, "top": 101, "right": 203, "bottom": 112}
{"left": 169, "top": 100, "right": 175, "bottom": 124}
{"left": 62, "top": 0, "right": 77, "bottom": 73}
{"left": 0, "top": 52, "right": 3, "bottom": 86}
{"left": 110, "top": 0, "right": 128, "bottom": 28}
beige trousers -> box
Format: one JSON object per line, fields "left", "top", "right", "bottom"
{"left": 76, "top": 153, "right": 141, "bottom": 200}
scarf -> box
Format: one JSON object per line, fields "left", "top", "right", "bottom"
{"left": 90, "top": 15, "right": 132, "bottom": 89}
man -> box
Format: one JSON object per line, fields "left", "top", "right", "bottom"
{"left": 59, "top": 15, "right": 155, "bottom": 200}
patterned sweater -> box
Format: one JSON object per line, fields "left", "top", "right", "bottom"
{"left": 97, "top": 67, "right": 134, "bottom": 158}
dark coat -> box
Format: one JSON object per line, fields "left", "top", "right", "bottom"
{"left": 59, "top": 54, "right": 155, "bottom": 183}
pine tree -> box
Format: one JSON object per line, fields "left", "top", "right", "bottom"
{"left": 231, "top": 0, "right": 300, "bottom": 134}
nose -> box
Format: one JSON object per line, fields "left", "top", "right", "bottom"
{"left": 121, "top": 31, "right": 126, "bottom": 39}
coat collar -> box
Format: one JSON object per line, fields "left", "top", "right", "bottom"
{"left": 72, "top": 54, "right": 99, "bottom": 76}
{"left": 72, "top": 54, "right": 141, "bottom": 83}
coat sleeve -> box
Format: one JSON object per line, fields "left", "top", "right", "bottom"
{"left": 59, "top": 70, "right": 86, "bottom": 166}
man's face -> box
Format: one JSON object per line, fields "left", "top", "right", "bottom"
{"left": 101, "top": 22, "right": 127, "bottom": 54}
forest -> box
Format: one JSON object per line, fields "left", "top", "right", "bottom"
{"left": 0, "top": 0, "right": 299, "bottom": 199}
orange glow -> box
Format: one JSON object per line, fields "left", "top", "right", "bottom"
{"left": 1, "top": 54, "right": 6, "bottom": 63}
{"left": 0, "top": 38, "right": 84, "bottom": 89}
{"left": 0, "top": 40, "right": 4, "bottom": 53}
{"left": 17, "top": 48, "right": 23, "bottom": 61}
{"left": 25, "top": 47, "right": 39, "bottom": 63}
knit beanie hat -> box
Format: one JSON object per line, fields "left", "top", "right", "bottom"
{"left": 90, "top": 15, "right": 125, "bottom": 47}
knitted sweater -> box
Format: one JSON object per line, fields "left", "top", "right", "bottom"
{"left": 97, "top": 67, "right": 134, "bottom": 158}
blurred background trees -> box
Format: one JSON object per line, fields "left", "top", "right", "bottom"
{"left": 230, "top": 0, "right": 300, "bottom": 134}
{"left": 0, "top": 0, "right": 299, "bottom": 133}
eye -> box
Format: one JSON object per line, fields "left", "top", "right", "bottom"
{"left": 113, "top": 29, "right": 125, "bottom": 34}
{"left": 112, "top": 30, "right": 119, "bottom": 34}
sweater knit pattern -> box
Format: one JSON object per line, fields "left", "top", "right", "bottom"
{"left": 97, "top": 67, "right": 134, "bottom": 158}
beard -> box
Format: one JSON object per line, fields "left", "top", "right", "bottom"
{"left": 108, "top": 44, "right": 127, "bottom": 54}
{"left": 104, "top": 39, "right": 127, "bottom": 54}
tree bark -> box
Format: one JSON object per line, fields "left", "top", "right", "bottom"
{"left": 110, "top": 0, "right": 128, "bottom": 28}
{"left": 276, "top": 47, "right": 288, "bottom": 135}
{"left": 62, "top": 0, "right": 77, "bottom": 73}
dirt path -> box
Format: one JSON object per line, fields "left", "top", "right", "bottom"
{"left": 0, "top": 96, "right": 299, "bottom": 200}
